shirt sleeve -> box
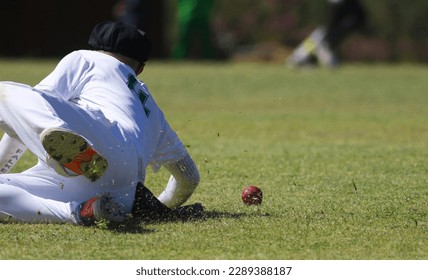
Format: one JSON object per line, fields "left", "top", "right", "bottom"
{"left": 35, "top": 51, "right": 92, "bottom": 101}
{"left": 148, "top": 115, "right": 188, "bottom": 173}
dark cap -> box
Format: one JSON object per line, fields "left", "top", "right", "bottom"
{"left": 88, "top": 21, "right": 152, "bottom": 63}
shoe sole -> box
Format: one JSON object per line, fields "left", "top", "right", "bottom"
{"left": 41, "top": 128, "right": 108, "bottom": 182}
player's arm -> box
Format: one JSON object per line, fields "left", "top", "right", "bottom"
{"left": 130, "top": 153, "right": 201, "bottom": 222}
{"left": 157, "top": 153, "right": 200, "bottom": 208}
{"left": 131, "top": 175, "right": 203, "bottom": 223}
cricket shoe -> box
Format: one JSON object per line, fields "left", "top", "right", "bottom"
{"left": 40, "top": 128, "right": 108, "bottom": 182}
{"left": 76, "top": 194, "right": 126, "bottom": 226}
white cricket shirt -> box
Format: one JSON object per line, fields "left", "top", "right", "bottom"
{"left": 35, "top": 50, "right": 186, "bottom": 177}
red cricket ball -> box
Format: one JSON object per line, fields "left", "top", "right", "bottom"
{"left": 242, "top": 186, "right": 263, "bottom": 206}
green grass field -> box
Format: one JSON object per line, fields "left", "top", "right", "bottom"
{"left": 0, "top": 59, "right": 427, "bottom": 260}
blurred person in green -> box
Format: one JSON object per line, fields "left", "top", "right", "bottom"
{"left": 172, "top": 0, "right": 215, "bottom": 59}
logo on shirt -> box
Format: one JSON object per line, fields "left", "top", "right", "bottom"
{"left": 127, "top": 74, "right": 151, "bottom": 118}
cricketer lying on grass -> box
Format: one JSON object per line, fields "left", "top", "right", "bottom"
{"left": 0, "top": 21, "right": 201, "bottom": 225}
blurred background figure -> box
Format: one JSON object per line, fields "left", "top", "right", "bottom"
{"left": 113, "top": 0, "right": 152, "bottom": 30}
{"left": 172, "top": 0, "right": 216, "bottom": 59}
{"left": 113, "top": 0, "right": 166, "bottom": 58}
{"left": 287, "top": 0, "right": 366, "bottom": 68}
{"left": 3, "top": 1, "right": 426, "bottom": 64}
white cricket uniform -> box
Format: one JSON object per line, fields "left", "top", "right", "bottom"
{"left": 0, "top": 50, "right": 187, "bottom": 224}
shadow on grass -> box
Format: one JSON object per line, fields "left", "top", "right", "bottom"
{"left": 108, "top": 209, "right": 271, "bottom": 234}
{"left": 0, "top": 209, "right": 270, "bottom": 234}
{"left": 202, "top": 210, "right": 270, "bottom": 220}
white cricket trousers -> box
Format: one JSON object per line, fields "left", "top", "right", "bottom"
{"left": 0, "top": 82, "right": 138, "bottom": 224}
